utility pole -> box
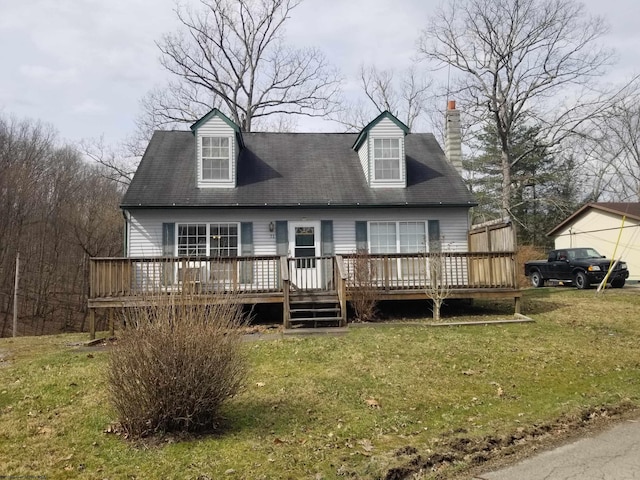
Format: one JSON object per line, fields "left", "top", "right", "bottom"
{"left": 13, "top": 251, "right": 19, "bottom": 337}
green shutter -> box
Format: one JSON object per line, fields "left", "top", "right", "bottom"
{"left": 428, "top": 220, "right": 441, "bottom": 252}
{"left": 355, "top": 221, "right": 368, "bottom": 252}
{"left": 162, "top": 223, "right": 175, "bottom": 256}
{"left": 321, "top": 220, "right": 334, "bottom": 255}
{"left": 320, "top": 220, "right": 334, "bottom": 289}
{"left": 240, "top": 222, "right": 254, "bottom": 283}
{"left": 161, "top": 223, "right": 175, "bottom": 286}
{"left": 276, "top": 221, "right": 288, "bottom": 256}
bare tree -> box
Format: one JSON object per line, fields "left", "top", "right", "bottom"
{"left": 423, "top": 245, "right": 451, "bottom": 321}
{"left": 0, "top": 113, "right": 123, "bottom": 337}
{"left": 141, "top": 0, "right": 341, "bottom": 135}
{"left": 335, "top": 66, "right": 433, "bottom": 131}
{"left": 600, "top": 98, "right": 640, "bottom": 200}
{"left": 419, "top": 0, "right": 616, "bottom": 216}
{"left": 79, "top": 136, "right": 137, "bottom": 187}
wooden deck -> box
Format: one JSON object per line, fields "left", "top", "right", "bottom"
{"left": 88, "top": 252, "right": 521, "bottom": 338}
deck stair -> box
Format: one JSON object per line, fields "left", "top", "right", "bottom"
{"left": 287, "top": 291, "right": 343, "bottom": 328}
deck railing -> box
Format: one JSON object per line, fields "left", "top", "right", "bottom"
{"left": 89, "top": 251, "right": 518, "bottom": 300}
{"left": 90, "top": 256, "right": 282, "bottom": 299}
{"left": 341, "top": 251, "right": 517, "bottom": 290}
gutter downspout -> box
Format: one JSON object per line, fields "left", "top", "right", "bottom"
{"left": 122, "top": 210, "right": 130, "bottom": 257}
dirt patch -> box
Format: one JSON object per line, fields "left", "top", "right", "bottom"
{"left": 384, "top": 401, "right": 639, "bottom": 480}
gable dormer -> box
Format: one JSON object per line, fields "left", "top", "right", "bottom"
{"left": 352, "top": 111, "right": 410, "bottom": 188}
{"left": 190, "top": 109, "right": 244, "bottom": 188}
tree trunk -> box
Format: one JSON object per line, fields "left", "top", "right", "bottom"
{"left": 501, "top": 148, "right": 511, "bottom": 218}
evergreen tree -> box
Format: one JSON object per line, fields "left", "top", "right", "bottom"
{"left": 465, "top": 122, "right": 580, "bottom": 248}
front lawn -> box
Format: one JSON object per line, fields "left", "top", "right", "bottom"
{"left": 1, "top": 287, "right": 639, "bottom": 479}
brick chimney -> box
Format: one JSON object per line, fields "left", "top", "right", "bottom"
{"left": 445, "top": 100, "right": 463, "bottom": 174}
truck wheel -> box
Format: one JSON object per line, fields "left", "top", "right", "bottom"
{"left": 574, "top": 271, "right": 589, "bottom": 290}
{"left": 611, "top": 278, "right": 625, "bottom": 288}
{"left": 531, "top": 271, "right": 545, "bottom": 288}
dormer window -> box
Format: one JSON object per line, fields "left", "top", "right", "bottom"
{"left": 202, "top": 136, "right": 231, "bottom": 180}
{"left": 191, "top": 108, "right": 243, "bottom": 188}
{"left": 373, "top": 138, "right": 401, "bottom": 180}
{"left": 352, "top": 111, "right": 409, "bottom": 188}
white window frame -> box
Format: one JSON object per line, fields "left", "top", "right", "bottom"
{"left": 373, "top": 138, "right": 401, "bottom": 181}
{"left": 209, "top": 223, "right": 239, "bottom": 258}
{"left": 201, "top": 136, "right": 231, "bottom": 181}
{"left": 176, "top": 222, "right": 240, "bottom": 257}
{"left": 369, "top": 221, "right": 428, "bottom": 281}
{"left": 177, "top": 223, "right": 208, "bottom": 257}
{"left": 176, "top": 222, "right": 242, "bottom": 285}
{"left": 369, "top": 221, "right": 427, "bottom": 254}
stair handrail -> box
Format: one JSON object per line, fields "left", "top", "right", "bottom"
{"left": 335, "top": 255, "right": 348, "bottom": 326}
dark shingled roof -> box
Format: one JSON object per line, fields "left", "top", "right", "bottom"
{"left": 121, "top": 131, "right": 476, "bottom": 209}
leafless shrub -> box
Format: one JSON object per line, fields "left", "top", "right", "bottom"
{"left": 108, "top": 294, "right": 247, "bottom": 437}
{"left": 424, "top": 251, "right": 452, "bottom": 321}
{"left": 348, "top": 251, "right": 379, "bottom": 322}
{"left": 517, "top": 245, "right": 547, "bottom": 288}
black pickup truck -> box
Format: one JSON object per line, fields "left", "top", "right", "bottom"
{"left": 524, "top": 248, "right": 629, "bottom": 289}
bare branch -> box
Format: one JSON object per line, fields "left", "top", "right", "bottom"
{"left": 419, "top": 0, "right": 615, "bottom": 215}
{"left": 137, "top": 0, "right": 341, "bottom": 133}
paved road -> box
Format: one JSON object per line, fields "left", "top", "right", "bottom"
{"left": 474, "top": 419, "right": 640, "bottom": 480}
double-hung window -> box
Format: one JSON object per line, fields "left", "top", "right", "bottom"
{"left": 177, "top": 223, "right": 239, "bottom": 257}
{"left": 177, "top": 224, "right": 208, "bottom": 257}
{"left": 209, "top": 223, "right": 238, "bottom": 258}
{"left": 370, "top": 221, "right": 426, "bottom": 254}
{"left": 177, "top": 223, "right": 240, "bottom": 283}
{"left": 202, "top": 137, "right": 230, "bottom": 180}
{"left": 373, "top": 138, "right": 401, "bottom": 180}
{"left": 370, "top": 221, "right": 427, "bottom": 279}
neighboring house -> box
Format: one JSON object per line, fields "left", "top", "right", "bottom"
{"left": 548, "top": 203, "right": 640, "bottom": 281}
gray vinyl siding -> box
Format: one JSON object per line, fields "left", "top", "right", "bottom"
{"left": 368, "top": 117, "right": 406, "bottom": 188}
{"left": 357, "top": 140, "right": 370, "bottom": 183}
{"left": 126, "top": 207, "right": 470, "bottom": 257}
{"left": 195, "top": 115, "right": 237, "bottom": 188}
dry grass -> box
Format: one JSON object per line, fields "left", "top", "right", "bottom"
{"left": 0, "top": 287, "right": 639, "bottom": 479}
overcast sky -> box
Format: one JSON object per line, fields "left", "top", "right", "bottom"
{"left": 1, "top": 0, "right": 639, "bottom": 147}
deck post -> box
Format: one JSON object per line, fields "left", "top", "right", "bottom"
{"left": 89, "top": 308, "right": 96, "bottom": 340}
{"left": 335, "top": 256, "right": 348, "bottom": 327}
{"left": 281, "top": 256, "right": 290, "bottom": 328}
{"left": 109, "top": 309, "right": 115, "bottom": 337}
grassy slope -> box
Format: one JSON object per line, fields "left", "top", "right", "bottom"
{"left": 1, "top": 288, "right": 639, "bottom": 479}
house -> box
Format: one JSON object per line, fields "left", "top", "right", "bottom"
{"left": 122, "top": 106, "right": 474, "bottom": 261}
{"left": 87, "top": 102, "right": 521, "bottom": 337}
{"left": 548, "top": 202, "right": 640, "bottom": 282}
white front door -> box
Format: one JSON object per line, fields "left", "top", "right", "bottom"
{"left": 289, "top": 221, "right": 321, "bottom": 290}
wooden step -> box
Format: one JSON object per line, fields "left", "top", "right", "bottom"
{"left": 286, "top": 291, "right": 343, "bottom": 328}
{"left": 289, "top": 293, "right": 338, "bottom": 303}
{"left": 290, "top": 307, "right": 340, "bottom": 315}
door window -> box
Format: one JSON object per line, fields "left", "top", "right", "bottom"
{"left": 294, "top": 226, "right": 316, "bottom": 268}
